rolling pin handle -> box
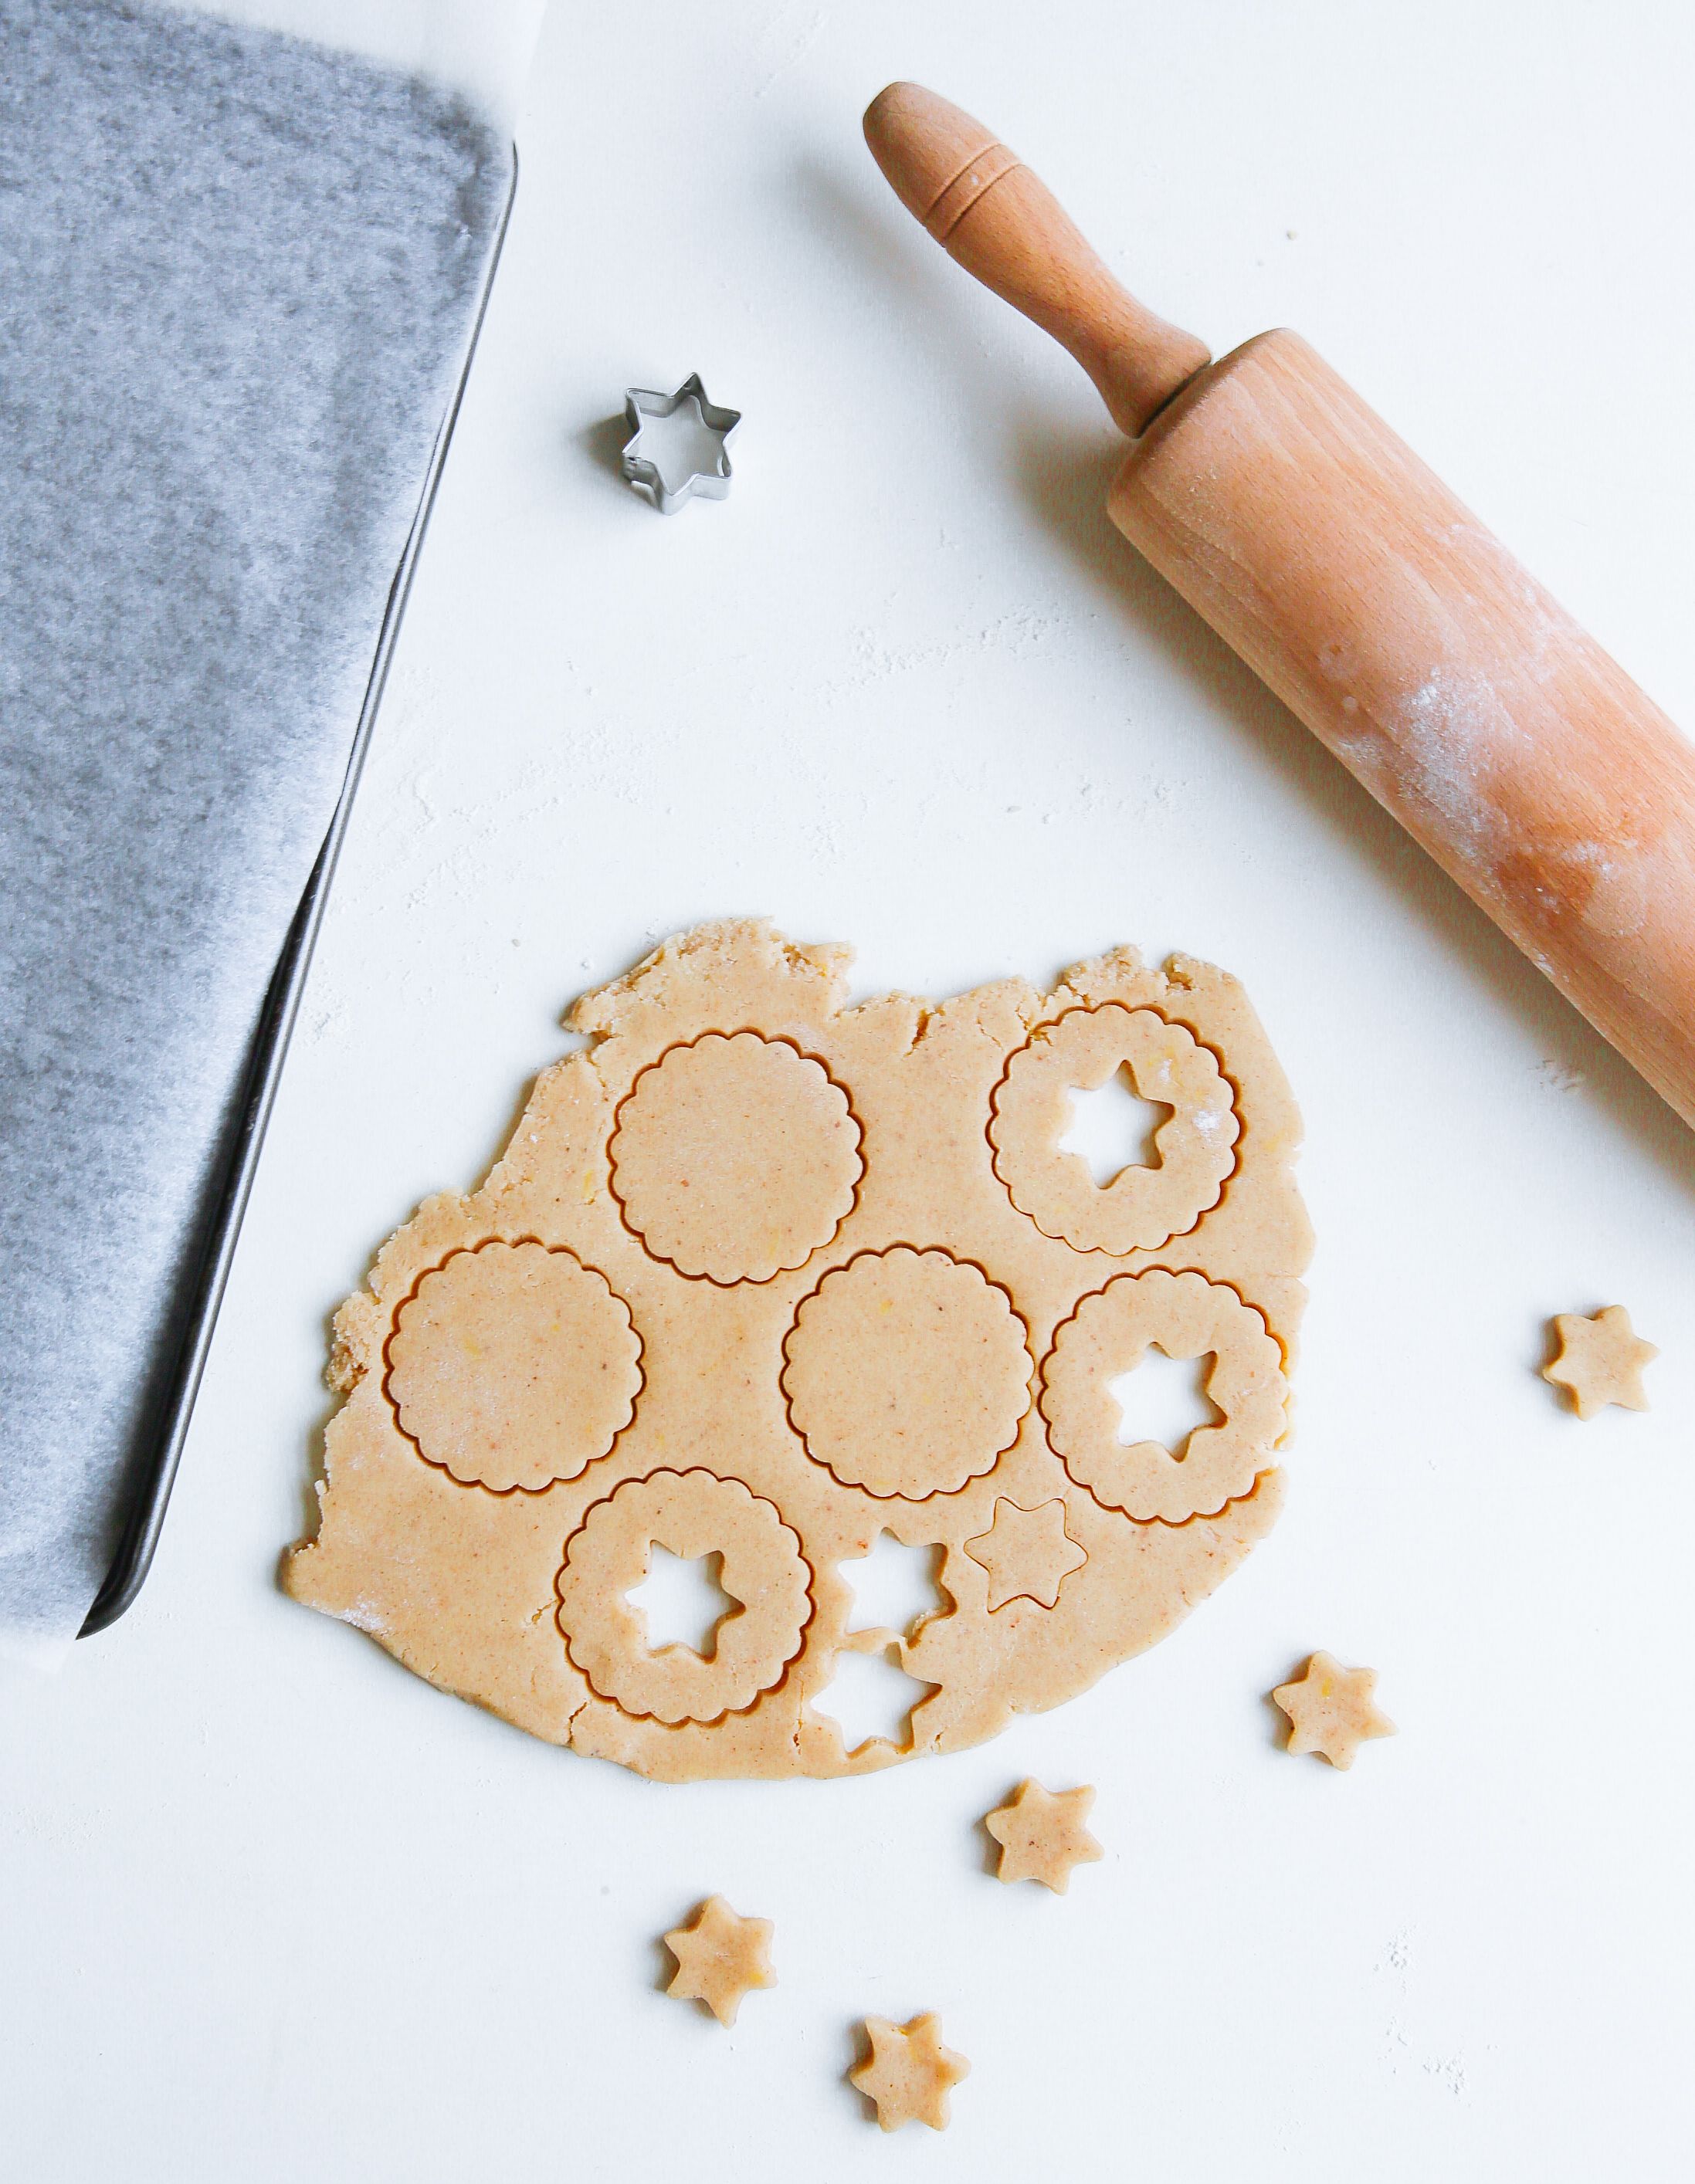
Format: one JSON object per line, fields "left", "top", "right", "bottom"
{"left": 863, "top": 81, "right": 1210, "bottom": 438}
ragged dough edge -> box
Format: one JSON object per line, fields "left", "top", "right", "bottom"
{"left": 282, "top": 921, "right": 1310, "bottom": 1779}
{"left": 569, "top": 916, "right": 855, "bottom": 1040}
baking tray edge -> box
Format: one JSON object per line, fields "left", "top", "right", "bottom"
{"left": 78, "top": 144, "right": 520, "bottom": 1637}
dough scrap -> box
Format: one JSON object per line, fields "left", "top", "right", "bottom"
{"left": 849, "top": 2013, "right": 969, "bottom": 2132}
{"left": 663, "top": 1896, "right": 775, "bottom": 2027}
{"left": 283, "top": 919, "right": 1312, "bottom": 1781}
{"left": 1272, "top": 1652, "right": 1396, "bottom": 1769}
{"left": 1541, "top": 1305, "right": 1657, "bottom": 1420}
{"left": 984, "top": 1779, "right": 1103, "bottom": 1893}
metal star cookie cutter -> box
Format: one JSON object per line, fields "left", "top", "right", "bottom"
{"left": 621, "top": 372, "right": 741, "bottom": 514}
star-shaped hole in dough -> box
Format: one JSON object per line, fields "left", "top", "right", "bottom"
{"left": 984, "top": 1778, "right": 1103, "bottom": 1894}
{"left": 1541, "top": 1305, "right": 1657, "bottom": 1420}
{"left": 964, "top": 1497, "right": 1087, "bottom": 1612}
{"left": 811, "top": 1645, "right": 937, "bottom": 1756}
{"left": 849, "top": 2011, "right": 970, "bottom": 2132}
{"left": 1272, "top": 1651, "right": 1396, "bottom": 1770}
{"left": 663, "top": 1895, "right": 775, "bottom": 2027}
{"left": 840, "top": 1531, "right": 947, "bottom": 1639}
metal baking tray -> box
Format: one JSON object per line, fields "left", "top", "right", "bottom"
{"left": 79, "top": 151, "right": 518, "bottom": 1637}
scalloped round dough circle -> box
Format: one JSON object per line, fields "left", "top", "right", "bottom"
{"left": 1040, "top": 1269, "right": 1287, "bottom": 1522}
{"left": 989, "top": 1005, "right": 1239, "bottom": 1254}
{"left": 782, "top": 1246, "right": 1033, "bottom": 1500}
{"left": 555, "top": 1469, "right": 812, "bottom": 1723}
{"left": 609, "top": 1032, "right": 862, "bottom": 1283}
{"left": 385, "top": 1241, "right": 642, "bottom": 1492}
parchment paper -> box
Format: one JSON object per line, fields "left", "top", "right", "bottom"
{"left": 183, "top": 0, "right": 547, "bottom": 135}
{"left": 0, "top": 0, "right": 521, "bottom": 1662}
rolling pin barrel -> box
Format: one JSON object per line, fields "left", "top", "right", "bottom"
{"left": 866, "top": 83, "right": 1695, "bottom": 1131}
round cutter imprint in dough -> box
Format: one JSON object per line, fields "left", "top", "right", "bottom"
{"left": 781, "top": 1247, "right": 1033, "bottom": 1500}
{"left": 555, "top": 1469, "right": 813, "bottom": 1724}
{"left": 609, "top": 1031, "right": 863, "bottom": 1284}
{"left": 989, "top": 1004, "right": 1239, "bottom": 1254}
{"left": 385, "top": 1241, "right": 642, "bottom": 1493}
{"left": 1040, "top": 1269, "right": 1288, "bottom": 1522}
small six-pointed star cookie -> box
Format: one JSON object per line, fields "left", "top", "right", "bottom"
{"left": 964, "top": 1497, "right": 1088, "bottom": 1611}
{"left": 663, "top": 1895, "right": 775, "bottom": 2027}
{"left": 984, "top": 1779, "right": 1103, "bottom": 1893}
{"left": 1542, "top": 1305, "right": 1658, "bottom": 1420}
{"left": 1272, "top": 1652, "right": 1396, "bottom": 1770}
{"left": 849, "top": 2012, "right": 970, "bottom": 2132}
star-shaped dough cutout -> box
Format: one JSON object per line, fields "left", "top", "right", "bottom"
{"left": 663, "top": 1895, "right": 775, "bottom": 2027}
{"left": 1542, "top": 1305, "right": 1657, "bottom": 1420}
{"left": 1272, "top": 1652, "right": 1396, "bottom": 1769}
{"left": 964, "top": 1497, "right": 1087, "bottom": 1611}
{"left": 849, "top": 2012, "right": 970, "bottom": 2132}
{"left": 984, "top": 1778, "right": 1103, "bottom": 1893}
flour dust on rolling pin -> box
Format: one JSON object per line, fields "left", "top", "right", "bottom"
{"left": 865, "top": 82, "right": 1695, "bottom": 1132}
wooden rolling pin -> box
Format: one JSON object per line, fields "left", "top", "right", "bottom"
{"left": 865, "top": 83, "right": 1695, "bottom": 1131}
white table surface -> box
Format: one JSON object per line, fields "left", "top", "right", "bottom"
{"left": 7, "top": 4, "right": 1694, "bottom": 2177}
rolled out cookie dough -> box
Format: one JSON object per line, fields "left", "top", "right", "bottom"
{"left": 283, "top": 920, "right": 1313, "bottom": 1781}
